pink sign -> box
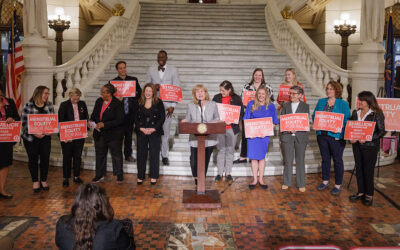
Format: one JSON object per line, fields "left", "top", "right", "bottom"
{"left": 344, "top": 121, "right": 376, "bottom": 141}
{"left": 160, "top": 84, "right": 183, "bottom": 103}
{"left": 313, "top": 111, "right": 344, "bottom": 133}
{"left": 377, "top": 98, "right": 400, "bottom": 131}
{"left": 242, "top": 91, "right": 256, "bottom": 106}
{"left": 110, "top": 81, "right": 136, "bottom": 98}
{"left": 59, "top": 120, "right": 88, "bottom": 142}
{"left": 0, "top": 121, "right": 21, "bottom": 142}
{"left": 280, "top": 113, "right": 310, "bottom": 132}
{"left": 216, "top": 103, "right": 241, "bottom": 124}
{"left": 244, "top": 117, "right": 274, "bottom": 138}
{"left": 28, "top": 114, "right": 59, "bottom": 134}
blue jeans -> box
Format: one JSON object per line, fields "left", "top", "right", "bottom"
{"left": 317, "top": 135, "right": 346, "bottom": 185}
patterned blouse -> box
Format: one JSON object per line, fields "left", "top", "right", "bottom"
{"left": 21, "top": 101, "right": 55, "bottom": 142}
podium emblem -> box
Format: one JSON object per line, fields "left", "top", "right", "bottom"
{"left": 197, "top": 123, "right": 207, "bottom": 134}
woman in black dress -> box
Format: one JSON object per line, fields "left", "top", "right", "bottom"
{"left": 135, "top": 83, "right": 165, "bottom": 185}
{"left": 0, "top": 89, "right": 20, "bottom": 199}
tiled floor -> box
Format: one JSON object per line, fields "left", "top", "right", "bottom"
{"left": 0, "top": 161, "right": 400, "bottom": 249}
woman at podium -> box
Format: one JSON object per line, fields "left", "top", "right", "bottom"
{"left": 181, "top": 85, "right": 220, "bottom": 185}
{"left": 243, "top": 86, "right": 278, "bottom": 189}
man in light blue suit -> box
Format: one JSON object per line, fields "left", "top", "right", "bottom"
{"left": 146, "top": 50, "right": 181, "bottom": 166}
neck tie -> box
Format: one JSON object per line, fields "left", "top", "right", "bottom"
{"left": 124, "top": 98, "right": 129, "bottom": 115}
{"left": 158, "top": 66, "right": 165, "bottom": 72}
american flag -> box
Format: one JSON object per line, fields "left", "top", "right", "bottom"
{"left": 6, "top": 10, "right": 25, "bottom": 111}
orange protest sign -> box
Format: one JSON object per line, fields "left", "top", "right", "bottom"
{"left": 280, "top": 113, "right": 310, "bottom": 132}
{"left": 278, "top": 85, "right": 291, "bottom": 103}
{"left": 160, "top": 84, "right": 183, "bottom": 103}
{"left": 244, "top": 117, "right": 274, "bottom": 138}
{"left": 28, "top": 114, "right": 59, "bottom": 134}
{"left": 59, "top": 120, "right": 88, "bottom": 142}
{"left": 242, "top": 91, "right": 256, "bottom": 106}
{"left": 344, "top": 121, "right": 376, "bottom": 141}
{"left": 313, "top": 111, "right": 344, "bottom": 133}
{"left": 0, "top": 121, "right": 21, "bottom": 142}
{"left": 377, "top": 98, "right": 400, "bottom": 131}
{"left": 216, "top": 103, "right": 241, "bottom": 124}
{"left": 110, "top": 81, "right": 136, "bottom": 98}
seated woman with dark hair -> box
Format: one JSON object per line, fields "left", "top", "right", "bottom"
{"left": 55, "top": 184, "right": 135, "bottom": 250}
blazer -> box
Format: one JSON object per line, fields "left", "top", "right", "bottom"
{"left": 280, "top": 101, "right": 310, "bottom": 144}
{"left": 90, "top": 97, "right": 124, "bottom": 141}
{"left": 55, "top": 215, "right": 135, "bottom": 250}
{"left": 185, "top": 101, "right": 220, "bottom": 147}
{"left": 1, "top": 98, "right": 20, "bottom": 146}
{"left": 312, "top": 97, "right": 351, "bottom": 139}
{"left": 134, "top": 100, "right": 165, "bottom": 136}
{"left": 111, "top": 75, "right": 142, "bottom": 125}
{"left": 212, "top": 93, "right": 244, "bottom": 135}
{"left": 349, "top": 109, "right": 385, "bottom": 147}
{"left": 58, "top": 99, "right": 89, "bottom": 123}
{"left": 146, "top": 64, "right": 181, "bottom": 110}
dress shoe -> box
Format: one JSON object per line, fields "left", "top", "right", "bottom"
{"left": 73, "top": 177, "right": 83, "bottom": 184}
{"left": 299, "top": 187, "right": 306, "bottom": 193}
{"left": 330, "top": 187, "right": 341, "bottom": 196}
{"left": 0, "top": 193, "right": 13, "bottom": 199}
{"left": 349, "top": 193, "right": 364, "bottom": 202}
{"left": 282, "top": 185, "right": 288, "bottom": 190}
{"left": 317, "top": 182, "right": 329, "bottom": 191}
{"left": 248, "top": 182, "right": 257, "bottom": 189}
{"left": 233, "top": 158, "right": 247, "bottom": 164}
{"left": 92, "top": 176, "right": 104, "bottom": 183}
{"left": 362, "top": 196, "right": 373, "bottom": 206}
{"left": 150, "top": 179, "right": 157, "bottom": 185}
{"left": 125, "top": 156, "right": 136, "bottom": 163}
{"left": 195, "top": 179, "right": 197, "bottom": 185}
{"left": 40, "top": 183, "right": 50, "bottom": 191}
{"left": 260, "top": 184, "right": 268, "bottom": 189}
{"left": 62, "top": 179, "right": 69, "bottom": 187}
{"left": 162, "top": 157, "right": 170, "bottom": 166}
{"left": 215, "top": 175, "right": 222, "bottom": 181}
{"left": 116, "top": 175, "right": 123, "bottom": 183}
{"left": 226, "top": 175, "right": 233, "bottom": 182}
{"left": 137, "top": 179, "right": 143, "bottom": 185}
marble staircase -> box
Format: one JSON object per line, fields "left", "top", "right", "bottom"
{"left": 14, "top": 3, "right": 395, "bottom": 176}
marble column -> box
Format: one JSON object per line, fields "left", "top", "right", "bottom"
{"left": 350, "top": 0, "right": 385, "bottom": 109}
{"left": 21, "top": 0, "right": 53, "bottom": 105}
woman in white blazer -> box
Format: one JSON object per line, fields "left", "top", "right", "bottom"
{"left": 181, "top": 84, "right": 220, "bottom": 185}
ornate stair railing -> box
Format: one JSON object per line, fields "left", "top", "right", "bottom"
{"left": 53, "top": 0, "right": 140, "bottom": 106}
{"left": 265, "top": 0, "right": 350, "bottom": 99}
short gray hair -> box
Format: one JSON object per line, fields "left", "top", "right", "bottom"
{"left": 290, "top": 85, "right": 303, "bottom": 95}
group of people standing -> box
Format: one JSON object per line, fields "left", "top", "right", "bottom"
{"left": 0, "top": 50, "right": 386, "bottom": 208}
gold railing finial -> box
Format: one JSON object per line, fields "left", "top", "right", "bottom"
{"left": 281, "top": 6, "right": 294, "bottom": 19}
{"left": 112, "top": 3, "right": 125, "bottom": 16}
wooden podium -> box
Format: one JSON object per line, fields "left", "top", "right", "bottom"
{"left": 179, "top": 121, "right": 225, "bottom": 209}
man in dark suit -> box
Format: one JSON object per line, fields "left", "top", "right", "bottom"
{"left": 112, "top": 61, "right": 142, "bottom": 162}
{"left": 280, "top": 85, "right": 309, "bottom": 192}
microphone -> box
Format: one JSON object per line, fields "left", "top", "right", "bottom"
{"left": 198, "top": 100, "right": 203, "bottom": 123}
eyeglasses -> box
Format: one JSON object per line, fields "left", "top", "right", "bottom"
{"left": 289, "top": 92, "right": 300, "bottom": 95}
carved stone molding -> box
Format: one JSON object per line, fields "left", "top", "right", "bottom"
{"left": 79, "top": 0, "right": 113, "bottom": 25}
{"left": 289, "top": 0, "right": 334, "bottom": 30}
{"left": 281, "top": 6, "right": 294, "bottom": 19}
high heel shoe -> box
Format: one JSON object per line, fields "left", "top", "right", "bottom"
{"left": 150, "top": 179, "right": 157, "bottom": 185}
{"left": 137, "top": 180, "right": 143, "bottom": 185}
{"left": 248, "top": 182, "right": 257, "bottom": 190}
{"left": 40, "top": 182, "right": 50, "bottom": 191}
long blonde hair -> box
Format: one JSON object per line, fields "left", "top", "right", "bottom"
{"left": 284, "top": 68, "right": 299, "bottom": 85}
{"left": 251, "top": 86, "right": 271, "bottom": 112}
{"left": 191, "top": 84, "right": 210, "bottom": 104}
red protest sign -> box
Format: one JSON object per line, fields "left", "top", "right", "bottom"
{"left": 278, "top": 85, "right": 291, "bottom": 103}
{"left": 244, "top": 117, "right": 274, "bottom": 138}
{"left": 216, "top": 103, "right": 241, "bottom": 124}
{"left": 377, "top": 98, "right": 400, "bottom": 132}
{"left": 242, "top": 91, "right": 256, "bottom": 106}
{"left": 313, "top": 111, "right": 344, "bottom": 133}
{"left": 160, "top": 84, "right": 183, "bottom": 103}
{"left": 110, "top": 81, "right": 136, "bottom": 98}
{"left": 280, "top": 113, "right": 310, "bottom": 132}
{"left": 344, "top": 120, "right": 376, "bottom": 141}
{"left": 28, "top": 114, "right": 59, "bottom": 134}
{"left": 59, "top": 120, "right": 88, "bottom": 142}
{"left": 0, "top": 121, "right": 21, "bottom": 142}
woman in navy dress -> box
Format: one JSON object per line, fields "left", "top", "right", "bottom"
{"left": 243, "top": 86, "right": 278, "bottom": 190}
